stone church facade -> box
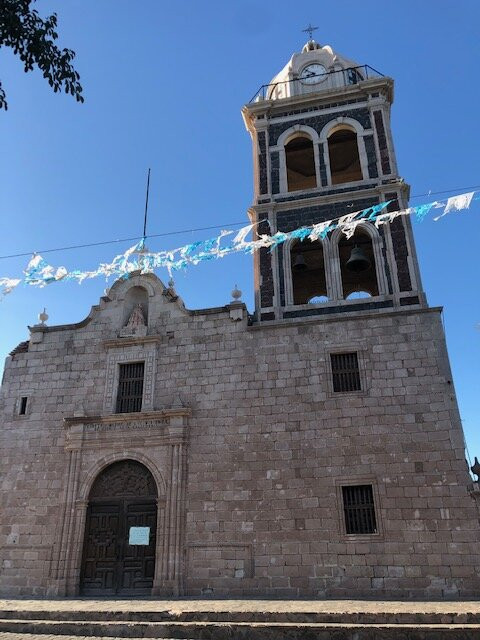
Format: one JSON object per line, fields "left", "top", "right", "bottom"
{"left": 1, "top": 39, "right": 479, "bottom": 599}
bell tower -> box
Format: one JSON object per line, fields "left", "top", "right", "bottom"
{"left": 242, "top": 38, "right": 425, "bottom": 322}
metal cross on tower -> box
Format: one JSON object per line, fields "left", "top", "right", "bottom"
{"left": 302, "top": 23, "right": 318, "bottom": 40}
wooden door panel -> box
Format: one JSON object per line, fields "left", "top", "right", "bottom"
{"left": 118, "top": 500, "right": 157, "bottom": 594}
{"left": 80, "top": 503, "right": 120, "bottom": 595}
{"left": 80, "top": 460, "right": 158, "bottom": 596}
{"left": 81, "top": 498, "right": 157, "bottom": 595}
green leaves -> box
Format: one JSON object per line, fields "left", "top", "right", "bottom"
{"left": 0, "top": 0, "right": 84, "bottom": 109}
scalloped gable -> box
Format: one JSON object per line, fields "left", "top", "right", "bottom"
{"left": 28, "top": 272, "right": 188, "bottom": 337}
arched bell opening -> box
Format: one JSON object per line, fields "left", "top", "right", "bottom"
{"left": 328, "top": 127, "right": 363, "bottom": 185}
{"left": 339, "top": 229, "right": 379, "bottom": 299}
{"left": 285, "top": 135, "right": 317, "bottom": 192}
{"left": 291, "top": 240, "right": 328, "bottom": 305}
{"left": 80, "top": 459, "right": 158, "bottom": 596}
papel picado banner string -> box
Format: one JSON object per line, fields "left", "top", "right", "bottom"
{"left": 0, "top": 190, "right": 476, "bottom": 297}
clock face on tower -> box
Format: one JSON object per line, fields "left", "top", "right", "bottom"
{"left": 299, "top": 63, "right": 327, "bottom": 84}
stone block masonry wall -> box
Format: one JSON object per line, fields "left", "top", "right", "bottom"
{"left": 0, "top": 274, "right": 479, "bottom": 598}
{"left": 0, "top": 311, "right": 115, "bottom": 596}
{"left": 182, "top": 308, "right": 480, "bottom": 598}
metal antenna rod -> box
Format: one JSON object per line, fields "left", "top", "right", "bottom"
{"left": 143, "top": 168, "right": 151, "bottom": 239}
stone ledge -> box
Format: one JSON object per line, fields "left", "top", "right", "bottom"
{"left": 250, "top": 305, "right": 443, "bottom": 330}
{"left": 102, "top": 335, "right": 164, "bottom": 348}
{"left": 64, "top": 409, "right": 191, "bottom": 426}
{"left": 63, "top": 409, "right": 191, "bottom": 450}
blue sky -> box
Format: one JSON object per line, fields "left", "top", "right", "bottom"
{"left": 1, "top": 0, "right": 479, "bottom": 460}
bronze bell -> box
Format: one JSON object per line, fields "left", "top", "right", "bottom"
{"left": 293, "top": 254, "right": 307, "bottom": 271}
{"left": 346, "top": 245, "right": 371, "bottom": 272}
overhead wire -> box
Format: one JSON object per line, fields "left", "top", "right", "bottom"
{"left": 0, "top": 183, "right": 478, "bottom": 261}
{"left": 0, "top": 221, "right": 248, "bottom": 260}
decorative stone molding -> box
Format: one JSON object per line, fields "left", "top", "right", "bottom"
{"left": 103, "top": 342, "right": 157, "bottom": 413}
{"left": 318, "top": 117, "right": 370, "bottom": 187}
{"left": 54, "top": 408, "right": 191, "bottom": 597}
{"left": 273, "top": 124, "right": 322, "bottom": 194}
{"left": 64, "top": 409, "right": 191, "bottom": 451}
{"left": 103, "top": 335, "right": 162, "bottom": 348}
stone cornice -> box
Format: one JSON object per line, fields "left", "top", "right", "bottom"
{"left": 242, "top": 77, "right": 394, "bottom": 131}
{"left": 63, "top": 409, "right": 191, "bottom": 451}
{"left": 249, "top": 305, "right": 442, "bottom": 331}
{"left": 64, "top": 408, "right": 191, "bottom": 426}
{"left": 102, "top": 336, "right": 164, "bottom": 349}
{"left": 247, "top": 181, "right": 410, "bottom": 218}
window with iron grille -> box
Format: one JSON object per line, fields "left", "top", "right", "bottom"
{"left": 116, "top": 362, "right": 144, "bottom": 413}
{"left": 342, "top": 484, "right": 377, "bottom": 534}
{"left": 330, "top": 352, "right": 361, "bottom": 392}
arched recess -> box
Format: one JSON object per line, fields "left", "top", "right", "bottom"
{"left": 319, "top": 118, "right": 369, "bottom": 186}
{"left": 331, "top": 222, "right": 389, "bottom": 300}
{"left": 283, "top": 236, "right": 333, "bottom": 305}
{"left": 79, "top": 451, "right": 166, "bottom": 502}
{"left": 111, "top": 275, "right": 157, "bottom": 302}
{"left": 80, "top": 459, "right": 159, "bottom": 596}
{"left": 285, "top": 135, "right": 317, "bottom": 191}
{"left": 328, "top": 127, "right": 362, "bottom": 184}
{"left": 123, "top": 285, "right": 149, "bottom": 327}
{"left": 277, "top": 125, "right": 321, "bottom": 193}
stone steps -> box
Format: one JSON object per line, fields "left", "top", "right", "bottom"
{"left": 1, "top": 617, "right": 480, "bottom": 639}
{"left": 1, "top": 606, "right": 479, "bottom": 624}
{"left": 1, "top": 600, "right": 480, "bottom": 639}
{"left": 0, "top": 635, "right": 176, "bottom": 640}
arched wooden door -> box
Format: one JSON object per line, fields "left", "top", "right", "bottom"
{"left": 80, "top": 460, "right": 157, "bottom": 596}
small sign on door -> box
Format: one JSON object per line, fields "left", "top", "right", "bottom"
{"left": 128, "top": 526, "right": 150, "bottom": 545}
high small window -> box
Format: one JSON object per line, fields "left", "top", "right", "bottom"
{"left": 19, "top": 396, "right": 28, "bottom": 415}
{"left": 116, "top": 362, "right": 144, "bottom": 413}
{"left": 342, "top": 484, "right": 377, "bottom": 534}
{"left": 285, "top": 136, "right": 317, "bottom": 191}
{"left": 328, "top": 128, "right": 362, "bottom": 184}
{"left": 331, "top": 352, "right": 361, "bottom": 392}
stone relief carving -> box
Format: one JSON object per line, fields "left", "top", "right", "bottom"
{"left": 89, "top": 460, "right": 157, "bottom": 498}
{"left": 120, "top": 303, "right": 147, "bottom": 337}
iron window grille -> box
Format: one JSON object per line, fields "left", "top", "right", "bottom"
{"left": 116, "top": 362, "right": 144, "bottom": 413}
{"left": 331, "top": 352, "right": 361, "bottom": 392}
{"left": 342, "top": 484, "right": 377, "bottom": 534}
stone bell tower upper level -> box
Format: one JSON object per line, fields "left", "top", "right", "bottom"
{"left": 242, "top": 38, "right": 425, "bottom": 322}
{"left": 267, "top": 39, "right": 375, "bottom": 101}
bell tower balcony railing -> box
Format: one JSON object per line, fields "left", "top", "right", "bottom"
{"left": 248, "top": 65, "right": 384, "bottom": 103}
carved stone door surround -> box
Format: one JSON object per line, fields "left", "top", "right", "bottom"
{"left": 49, "top": 408, "right": 190, "bottom": 597}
